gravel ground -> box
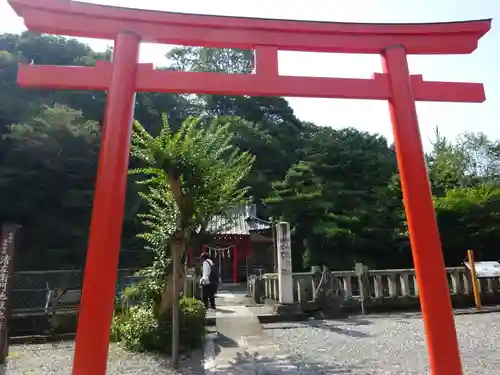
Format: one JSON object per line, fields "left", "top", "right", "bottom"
{"left": 4, "top": 312, "right": 500, "bottom": 374}
{"left": 264, "top": 312, "right": 500, "bottom": 374}
{"left": 2, "top": 342, "right": 205, "bottom": 375}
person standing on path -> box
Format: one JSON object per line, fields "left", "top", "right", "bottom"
{"left": 200, "top": 252, "right": 218, "bottom": 310}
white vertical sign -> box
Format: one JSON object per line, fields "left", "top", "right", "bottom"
{"left": 276, "top": 221, "right": 293, "bottom": 304}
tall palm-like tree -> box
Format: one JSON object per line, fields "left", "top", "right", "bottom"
{"left": 130, "top": 115, "right": 254, "bottom": 313}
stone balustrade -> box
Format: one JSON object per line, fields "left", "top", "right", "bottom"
{"left": 259, "top": 266, "right": 500, "bottom": 311}
{"left": 184, "top": 266, "right": 500, "bottom": 313}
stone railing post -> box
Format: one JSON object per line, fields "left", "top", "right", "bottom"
{"left": 262, "top": 274, "right": 279, "bottom": 301}
{"left": 265, "top": 277, "right": 270, "bottom": 299}
{"left": 450, "top": 270, "right": 462, "bottom": 295}
{"left": 400, "top": 273, "right": 410, "bottom": 297}
{"left": 462, "top": 271, "right": 471, "bottom": 295}
{"left": 344, "top": 276, "right": 353, "bottom": 298}
{"left": 413, "top": 275, "right": 419, "bottom": 296}
{"left": 296, "top": 278, "right": 307, "bottom": 305}
{"left": 373, "top": 275, "right": 384, "bottom": 298}
{"left": 388, "top": 275, "right": 398, "bottom": 297}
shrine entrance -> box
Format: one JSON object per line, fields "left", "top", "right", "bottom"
{"left": 8, "top": 1, "right": 491, "bottom": 375}
{"left": 219, "top": 252, "right": 234, "bottom": 283}
{"left": 204, "top": 245, "right": 236, "bottom": 284}
{"left": 200, "top": 234, "right": 253, "bottom": 284}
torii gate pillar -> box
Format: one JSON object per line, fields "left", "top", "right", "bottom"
{"left": 72, "top": 31, "right": 140, "bottom": 374}
{"left": 382, "top": 44, "right": 462, "bottom": 374}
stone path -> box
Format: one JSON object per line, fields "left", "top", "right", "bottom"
{"left": 204, "top": 303, "right": 301, "bottom": 374}
{"left": 204, "top": 287, "right": 336, "bottom": 374}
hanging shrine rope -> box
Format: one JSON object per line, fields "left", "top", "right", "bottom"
{"left": 204, "top": 245, "right": 235, "bottom": 259}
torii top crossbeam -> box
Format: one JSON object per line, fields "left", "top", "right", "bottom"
{"left": 8, "top": 0, "right": 491, "bottom": 54}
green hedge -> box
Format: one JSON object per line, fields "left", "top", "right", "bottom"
{"left": 111, "top": 297, "right": 206, "bottom": 353}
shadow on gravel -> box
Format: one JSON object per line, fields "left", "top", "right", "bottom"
{"left": 210, "top": 350, "right": 364, "bottom": 374}
{"left": 156, "top": 350, "right": 206, "bottom": 375}
{"left": 213, "top": 332, "right": 239, "bottom": 357}
{"left": 214, "top": 308, "right": 235, "bottom": 313}
{"left": 302, "top": 321, "right": 371, "bottom": 338}
{"left": 265, "top": 320, "right": 371, "bottom": 339}
{"left": 338, "top": 316, "right": 373, "bottom": 326}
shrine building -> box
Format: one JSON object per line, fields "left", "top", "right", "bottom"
{"left": 188, "top": 204, "right": 274, "bottom": 283}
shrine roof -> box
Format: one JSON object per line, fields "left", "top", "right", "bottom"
{"left": 205, "top": 204, "right": 271, "bottom": 236}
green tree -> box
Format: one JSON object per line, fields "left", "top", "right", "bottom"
{"left": 268, "top": 127, "right": 405, "bottom": 269}
{"left": 130, "top": 115, "right": 254, "bottom": 312}
{"left": 435, "top": 183, "right": 500, "bottom": 265}
{"left": 167, "top": 46, "right": 254, "bottom": 74}
{"left": 428, "top": 127, "right": 500, "bottom": 195}
{"left": 3, "top": 31, "right": 500, "bottom": 276}
{"left": 0, "top": 104, "right": 100, "bottom": 269}
{"left": 166, "top": 46, "right": 305, "bottom": 216}
{"left": 266, "top": 161, "right": 331, "bottom": 269}
{"left": 0, "top": 32, "right": 110, "bottom": 130}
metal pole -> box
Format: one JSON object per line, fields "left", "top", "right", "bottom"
{"left": 467, "top": 249, "right": 482, "bottom": 311}
{"left": 172, "top": 237, "right": 182, "bottom": 367}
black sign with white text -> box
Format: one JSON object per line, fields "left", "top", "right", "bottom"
{"left": 0, "top": 223, "right": 19, "bottom": 362}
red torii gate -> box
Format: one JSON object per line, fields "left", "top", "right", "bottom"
{"left": 8, "top": 1, "right": 491, "bottom": 374}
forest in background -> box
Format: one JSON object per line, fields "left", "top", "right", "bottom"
{"left": 1, "top": 32, "right": 500, "bottom": 272}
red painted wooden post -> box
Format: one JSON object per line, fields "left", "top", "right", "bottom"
{"left": 72, "top": 31, "right": 140, "bottom": 375}
{"left": 382, "top": 45, "right": 462, "bottom": 375}
{"left": 233, "top": 245, "right": 238, "bottom": 283}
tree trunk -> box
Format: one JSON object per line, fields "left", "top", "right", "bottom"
{"left": 158, "top": 171, "right": 188, "bottom": 314}
{"left": 159, "top": 237, "right": 186, "bottom": 314}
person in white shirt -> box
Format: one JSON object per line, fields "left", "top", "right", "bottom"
{"left": 200, "top": 252, "right": 217, "bottom": 309}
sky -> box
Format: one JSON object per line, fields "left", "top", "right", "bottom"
{"left": 1, "top": 0, "right": 499, "bottom": 149}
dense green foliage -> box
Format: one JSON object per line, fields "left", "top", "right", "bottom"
{"left": 131, "top": 115, "right": 254, "bottom": 251}
{"left": 1, "top": 32, "right": 500, "bottom": 272}
{"left": 111, "top": 297, "right": 206, "bottom": 353}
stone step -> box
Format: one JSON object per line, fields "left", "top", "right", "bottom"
{"left": 205, "top": 303, "right": 310, "bottom": 326}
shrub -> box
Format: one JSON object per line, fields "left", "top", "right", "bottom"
{"left": 121, "top": 272, "right": 164, "bottom": 308}
{"left": 112, "top": 297, "right": 206, "bottom": 353}
{"left": 110, "top": 309, "right": 129, "bottom": 343}
{"left": 178, "top": 296, "right": 206, "bottom": 351}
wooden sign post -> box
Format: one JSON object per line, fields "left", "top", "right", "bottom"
{"left": 0, "top": 223, "right": 19, "bottom": 363}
